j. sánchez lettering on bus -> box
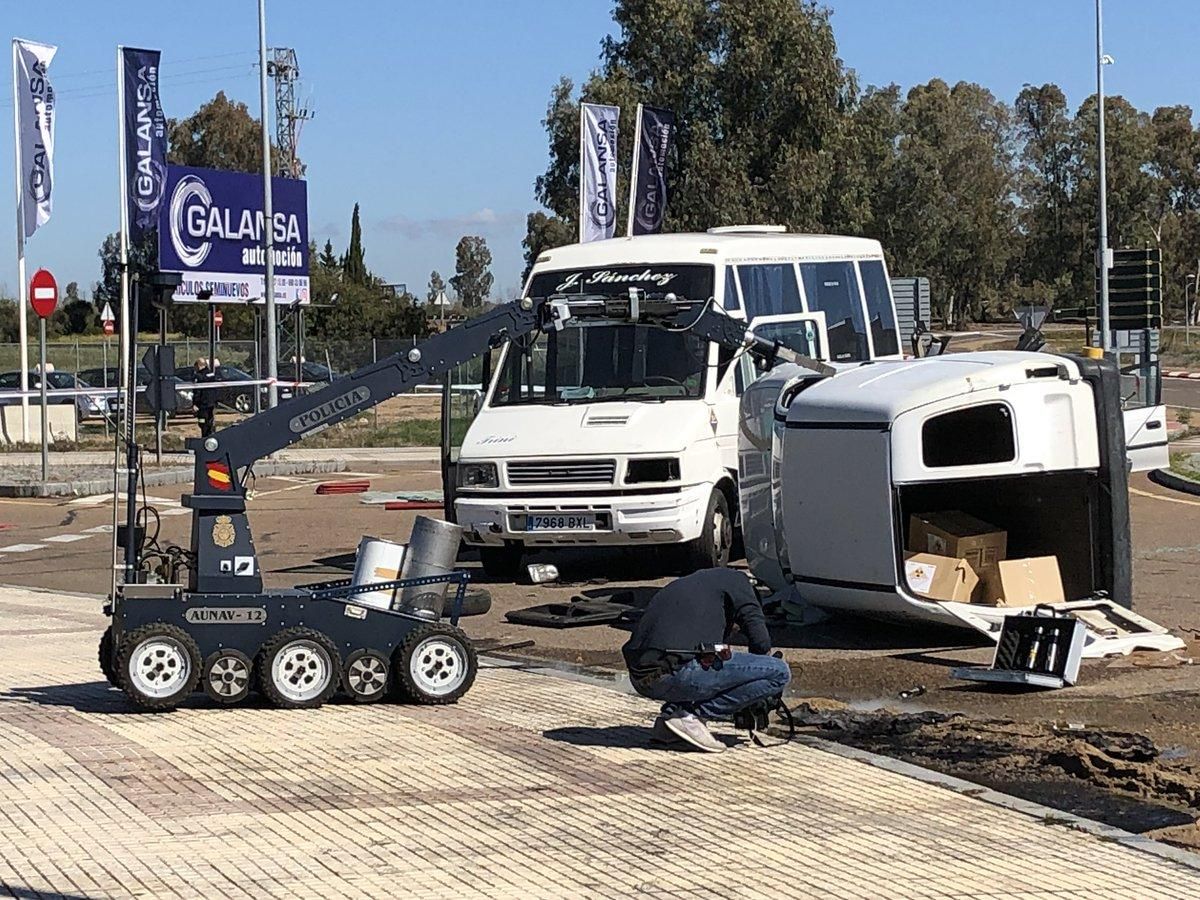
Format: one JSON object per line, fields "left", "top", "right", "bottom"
{"left": 555, "top": 269, "right": 679, "bottom": 292}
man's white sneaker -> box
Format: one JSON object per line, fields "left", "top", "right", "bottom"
{"left": 663, "top": 713, "right": 725, "bottom": 753}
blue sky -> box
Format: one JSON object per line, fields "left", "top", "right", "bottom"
{"left": 2, "top": 1, "right": 1198, "bottom": 302}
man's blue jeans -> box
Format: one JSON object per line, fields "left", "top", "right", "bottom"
{"left": 630, "top": 652, "right": 792, "bottom": 720}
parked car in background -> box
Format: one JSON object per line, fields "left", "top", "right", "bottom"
{"left": 174, "top": 363, "right": 293, "bottom": 413}
{"left": 0, "top": 370, "right": 108, "bottom": 422}
{"left": 294, "top": 361, "right": 339, "bottom": 393}
{"left": 77, "top": 366, "right": 194, "bottom": 418}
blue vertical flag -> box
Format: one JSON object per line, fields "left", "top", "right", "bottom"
{"left": 122, "top": 47, "right": 166, "bottom": 244}
{"left": 630, "top": 105, "right": 676, "bottom": 236}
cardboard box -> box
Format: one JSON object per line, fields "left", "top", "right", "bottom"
{"left": 908, "top": 511, "right": 1007, "bottom": 604}
{"left": 903, "top": 552, "right": 979, "bottom": 603}
{"left": 996, "top": 556, "right": 1065, "bottom": 607}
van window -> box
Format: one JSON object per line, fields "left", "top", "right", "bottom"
{"left": 859, "top": 260, "right": 900, "bottom": 356}
{"left": 800, "top": 261, "right": 867, "bottom": 361}
{"left": 737, "top": 264, "right": 802, "bottom": 319}
{"left": 922, "top": 404, "right": 1016, "bottom": 468}
{"left": 723, "top": 267, "right": 740, "bottom": 311}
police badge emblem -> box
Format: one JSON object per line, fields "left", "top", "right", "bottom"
{"left": 212, "top": 515, "right": 236, "bottom": 549}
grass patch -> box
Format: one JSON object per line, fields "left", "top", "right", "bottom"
{"left": 268, "top": 415, "right": 443, "bottom": 448}
{"left": 1, "top": 415, "right": 445, "bottom": 452}
{"left": 1169, "top": 451, "right": 1200, "bottom": 482}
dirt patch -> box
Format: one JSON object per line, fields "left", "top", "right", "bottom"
{"left": 791, "top": 699, "right": 1200, "bottom": 842}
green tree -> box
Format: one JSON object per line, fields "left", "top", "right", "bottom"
{"left": 94, "top": 231, "right": 161, "bottom": 331}
{"left": 521, "top": 211, "right": 575, "bottom": 283}
{"left": 168, "top": 91, "right": 279, "bottom": 173}
{"left": 1146, "top": 105, "right": 1200, "bottom": 317}
{"left": 319, "top": 239, "right": 340, "bottom": 270}
{"left": 825, "top": 82, "right": 903, "bottom": 239}
{"left": 1066, "top": 94, "right": 1156, "bottom": 306}
{"left": 426, "top": 270, "right": 446, "bottom": 305}
{"left": 343, "top": 204, "right": 368, "bottom": 285}
{"left": 525, "top": 0, "right": 852, "bottom": 254}
{"left": 0, "top": 298, "right": 20, "bottom": 342}
{"left": 450, "top": 236, "right": 494, "bottom": 308}
{"left": 884, "top": 80, "right": 1017, "bottom": 325}
{"left": 1013, "top": 83, "right": 1076, "bottom": 304}
{"left": 53, "top": 281, "right": 96, "bottom": 335}
{"left": 309, "top": 282, "right": 427, "bottom": 344}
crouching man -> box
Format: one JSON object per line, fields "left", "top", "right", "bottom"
{"left": 622, "top": 568, "right": 791, "bottom": 753}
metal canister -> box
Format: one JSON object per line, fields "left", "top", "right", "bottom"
{"left": 396, "top": 516, "right": 463, "bottom": 619}
{"left": 349, "top": 536, "right": 407, "bottom": 610}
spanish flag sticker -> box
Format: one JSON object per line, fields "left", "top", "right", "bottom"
{"left": 207, "top": 462, "right": 232, "bottom": 491}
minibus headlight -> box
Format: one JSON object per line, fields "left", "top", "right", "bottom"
{"left": 458, "top": 462, "right": 499, "bottom": 488}
{"left": 625, "top": 457, "right": 681, "bottom": 484}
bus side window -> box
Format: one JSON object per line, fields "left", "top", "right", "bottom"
{"left": 859, "top": 259, "right": 900, "bottom": 357}
{"left": 737, "top": 264, "right": 802, "bottom": 319}
{"left": 723, "top": 267, "right": 740, "bottom": 311}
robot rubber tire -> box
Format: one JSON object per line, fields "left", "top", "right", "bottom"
{"left": 342, "top": 649, "right": 390, "bottom": 704}
{"left": 256, "top": 627, "right": 341, "bottom": 710}
{"left": 98, "top": 626, "right": 119, "bottom": 688}
{"left": 392, "top": 622, "right": 478, "bottom": 705}
{"left": 116, "top": 623, "right": 202, "bottom": 711}
{"left": 203, "top": 649, "right": 254, "bottom": 705}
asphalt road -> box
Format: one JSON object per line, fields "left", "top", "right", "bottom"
{"left": 1163, "top": 377, "right": 1200, "bottom": 410}
{"left": 2, "top": 461, "right": 1197, "bottom": 717}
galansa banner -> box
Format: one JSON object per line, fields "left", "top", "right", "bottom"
{"left": 14, "top": 39, "right": 57, "bottom": 239}
{"left": 579, "top": 102, "right": 619, "bottom": 243}
{"left": 630, "top": 105, "right": 676, "bottom": 236}
{"left": 121, "top": 47, "right": 166, "bottom": 244}
{"left": 158, "top": 164, "right": 310, "bottom": 305}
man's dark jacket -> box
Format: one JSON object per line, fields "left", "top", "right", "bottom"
{"left": 622, "top": 568, "right": 771, "bottom": 677}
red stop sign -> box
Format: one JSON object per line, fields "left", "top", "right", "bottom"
{"left": 103, "top": 320, "right": 115, "bottom": 336}
{"left": 213, "top": 307, "right": 223, "bottom": 328}
{"left": 29, "top": 269, "right": 57, "bottom": 319}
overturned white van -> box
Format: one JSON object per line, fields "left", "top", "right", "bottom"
{"left": 740, "top": 351, "right": 1170, "bottom": 626}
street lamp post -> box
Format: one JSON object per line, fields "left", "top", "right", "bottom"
{"left": 1095, "top": 0, "right": 1114, "bottom": 353}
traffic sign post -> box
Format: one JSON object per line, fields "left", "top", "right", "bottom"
{"left": 29, "top": 269, "right": 59, "bottom": 484}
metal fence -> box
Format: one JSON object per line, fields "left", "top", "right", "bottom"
{"left": 0, "top": 336, "right": 434, "bottom": 384}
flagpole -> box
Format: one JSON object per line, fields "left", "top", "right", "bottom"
{"left": 258, "top": 0, "right": 278, "bottom": 409}
{"left": 578, "top": 105, "right": 586, "bottom": 244}
{"left": 626, "top": 103, "right": 643, "bottom": 239}
{"left": 11, "top": 40, "right": 30, "bottom": 442}
{"left": 111, "top": 45, "right": 130, "bottom": 600}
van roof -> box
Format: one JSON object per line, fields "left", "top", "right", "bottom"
{"left": 530, "top": 231, "right": 886, "bottom": 272}
{"left": 788, "top": 352, "right": 1085, "bottom": 424}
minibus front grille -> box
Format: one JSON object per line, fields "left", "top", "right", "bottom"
{"left": 507, "top": 460, "right": 617, "bottom": 485}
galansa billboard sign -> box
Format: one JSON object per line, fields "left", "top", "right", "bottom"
{"left": 158, "top": 164, "right": 310, "bottom": 305}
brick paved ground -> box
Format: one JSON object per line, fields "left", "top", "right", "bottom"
{"left": 1, "top": 585, "right": 1198, "bottom": 899}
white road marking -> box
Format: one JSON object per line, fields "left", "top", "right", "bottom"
{"left": 68, "top": 492, "right": 179, "bottom": 508}
{"left": 0, "top": 544, "right": 46, "bottom": 553}
{"left": 159, "top": 507, "right": 191, "bottom": 517}
{"left": 42, "top": 534, "right": 90, "bottom": 543}
{"left": 82, "top": 525, "right": 114, "bottom": 534}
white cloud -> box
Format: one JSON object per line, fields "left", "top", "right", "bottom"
{"left": 377, "top": 207, "right": 525, "bottom": 241}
